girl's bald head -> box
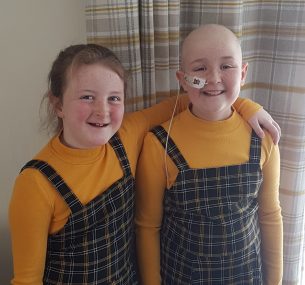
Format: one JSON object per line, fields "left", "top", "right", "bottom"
{"left": 181, "top": 24, "right": 242, "bottom": 69}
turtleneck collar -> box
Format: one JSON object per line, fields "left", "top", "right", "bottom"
{"left": 49, "top": 134, "right": 106, "bottom": 165}
{"left": 180, "top": 106, "right": 242, "bottom": 135}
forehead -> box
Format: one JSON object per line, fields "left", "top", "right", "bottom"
{"left": 63, "top": 63, "right": 124, "bottom": 96}
{"left": 68, "top": 63, "right": 122, "bottom": 83}
{"left": 182, "top": 27, "right": 242, "bottom": 65}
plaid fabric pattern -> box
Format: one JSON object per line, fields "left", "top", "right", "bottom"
{"left": 152, "top": 126, "right": 263, "bottom": 285}
{"left": 20, "top": 134, "right": 138, "bottom": 285}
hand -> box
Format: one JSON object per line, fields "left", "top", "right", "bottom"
{"left": 248, "top": 108, "right": 281, "bottom": 144}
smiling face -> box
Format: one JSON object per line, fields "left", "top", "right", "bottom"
{"left": 177, "top": 24, "right": 248, "bottom": 121}
{"left": 55, "top": 63, "right": 125, "bottom": 149}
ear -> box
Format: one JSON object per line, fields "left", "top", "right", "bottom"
{"left": 241, "top": 62, "right": 248, "bottom": 86}
{"left": 48, "top": 92, "right": 64, "bottom": 118}
{"left": 176, "top": 70, "right": 188, "bottom": 91}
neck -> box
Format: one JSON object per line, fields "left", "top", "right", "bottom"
{"left": 190, "top": 104, "right": 233, "bottom": 121}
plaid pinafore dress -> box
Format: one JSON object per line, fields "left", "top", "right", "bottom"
{"left": 152, "top": 126, "right": 263, "bottom": 285}
{"left": 20, "top": 134, "right": 138, "bottom": 284}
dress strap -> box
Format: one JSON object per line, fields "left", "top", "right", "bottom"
{"left": 249, "top": 130, "right": 262, "bottom": 163}
{"left": 21, "top": 159, "right": 83, "bottom": 213}
{"left": 109, "top": 133, "right": 132, "bottom": 176}
{"left": 151, "top": 126, "right": 189, "bottom": 170}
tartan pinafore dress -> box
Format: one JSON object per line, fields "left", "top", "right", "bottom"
{"left": 20, "top": 134, "right": 138, "bottom": 285}
{"left": 152, "top": 126, "right": 263, "bottom": 285}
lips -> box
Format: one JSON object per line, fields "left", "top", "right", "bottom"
{"left": 88, "top": 122, "right": 109, "bottom": 127}
{"left": 202, "top": 90, "right": 224, "bottom": 96}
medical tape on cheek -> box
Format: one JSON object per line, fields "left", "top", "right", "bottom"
{"left": 184, "top": 74, "right": 206, "bottom": 89}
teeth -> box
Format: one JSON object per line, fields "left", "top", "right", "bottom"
{"left": 89, "top": 123, "right": 107, "bottom": 127}
{"left": 204, "top": 91, "right": 223, "bottom": 96}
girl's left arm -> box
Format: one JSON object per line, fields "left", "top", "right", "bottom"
{"left": 258, "top": 139, "right": 283, "bottom": 285}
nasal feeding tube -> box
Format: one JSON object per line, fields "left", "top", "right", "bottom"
{"left": 184, "top": 74, "right": 207, "bottom": 89}
{"left": 164, "top": 74, "right": 207, "bottom": 184}
{"left": 164, "top": 74, "right": 206, "bottom": 184}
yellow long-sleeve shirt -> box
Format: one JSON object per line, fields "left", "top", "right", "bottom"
{"left": 135, "top": 107, "right": 283, "bottom": 285}
{"left": 9, "top": 96, "right": 260, "bottom": 285}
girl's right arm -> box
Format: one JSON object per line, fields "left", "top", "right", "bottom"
{"left": 9, "top": 171, "right": 52, "bottom": 285}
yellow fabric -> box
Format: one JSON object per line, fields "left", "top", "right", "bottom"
{"left": 135, "top": 107, "right": 282, "bottom": 285}
{"left": 9, "top": 96, "right": 260, "bottom": 285}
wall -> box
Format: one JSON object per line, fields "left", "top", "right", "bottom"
{"left": 0, "top": 1, "right": 86, "bottom": 283}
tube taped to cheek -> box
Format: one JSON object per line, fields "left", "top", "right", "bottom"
{"left": 184, "top": 74, "right": 206, "bottom": 89}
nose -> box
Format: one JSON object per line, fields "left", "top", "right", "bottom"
{"left": 94, "top": 99, "right": 109, "bottom": 117}
{"left": 206, "top": 68, "right": 221, "bottom": 85}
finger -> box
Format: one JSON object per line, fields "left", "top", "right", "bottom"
{"left": 272, "top": 120, "right": 281, "bottom": 139}
{"left": 266, "top": 122, "right": 279, "bottom": 145}
{"left": 251, "top": 121, "right": 265, "bottom": 139}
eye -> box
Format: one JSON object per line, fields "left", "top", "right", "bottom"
{"left": 221, "top": 64, "right": 234, "bottom": 70}
{"left": 80, "top": 95, "right": 94, "bottom": 101}
{"left": 108, "top": 95, "right": 122, "bottom": 103}
{"left": 193, "top": 66, "right": 206, "bottom": 72}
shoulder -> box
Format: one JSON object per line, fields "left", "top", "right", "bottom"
{"left": 11, "top": 166, "right": 55, "bottom": 213}
{"left": 140, "top": 130, "right": 167, "bottom": 159}
{"left": 12, "top": 137, "right": 61, "bottom": 210}
{"left": 144, "top": 129, "right": 164, "bottom": 146}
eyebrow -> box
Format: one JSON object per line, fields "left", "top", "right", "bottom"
{"left": 80, "top": 89, "right": 124, "bottom": 95}
{"left": 190, "top": 56, "right": 236, "bottom": 64}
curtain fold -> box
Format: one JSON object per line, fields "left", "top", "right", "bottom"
{"left": 240, "top": 3, "right": 305, "bottom": 283}
{"left": 86, "top": 0, "right": 142, "bottom": 111}
{"left": 85, "top": 1, "right": 305, "bottom": 284}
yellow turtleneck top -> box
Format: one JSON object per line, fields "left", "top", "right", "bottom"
{"left": 135, "top": 107, "right": 282, "bottom": 285}
{"left": 9, "top": 96, "right": 260, "bottom": 285}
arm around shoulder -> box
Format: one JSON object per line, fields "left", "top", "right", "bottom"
{"left": 234, "top": 97, "right": 281, "bottom": 144}
{"left": 233, "top": 97, "right": 261, "bottom": 121}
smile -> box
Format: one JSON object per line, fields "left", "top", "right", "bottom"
{"left": 201, "top": 90, "right": 224, "bottom": 96}
{"left": 88, "top": 122, "right": 109, "bottom": 128}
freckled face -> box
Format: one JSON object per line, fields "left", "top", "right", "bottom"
{"left": 178, "top": 26, "right": 248, "bottom": 121}
{"left": 55, "top": 64, "right": 125, "bottom": 149}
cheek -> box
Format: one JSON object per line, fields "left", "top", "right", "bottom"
{"left": 224, "top": 71, "right": 235, "bottom": 81}
{"left": 111, "top": 106, "right": 124, "bottom": 125}
{"left": 188, "top": 90, "right": 202, "bottom": 104}
{"left": 65, "top": 105, "right": 91, "bottom": 122}
{"left": 76, "top": 110, "right": 91, "bottom": 121}
{"left": 225, "top": 73, "right": 241, "bottom": 88}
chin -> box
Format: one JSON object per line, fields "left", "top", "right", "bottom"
{"left": 98, "top": 134, "right": 115, "bottom": 146}
{"left": 83, "top": 138, "right": 109, "bottom": 148}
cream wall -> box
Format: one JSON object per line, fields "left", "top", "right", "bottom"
{"left": 0, "top": 1, "right": 87, "bottom": 283}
